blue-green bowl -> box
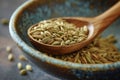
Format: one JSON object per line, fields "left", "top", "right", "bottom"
{"left": 9, "top": 0, "right": 120, "bottom": 80}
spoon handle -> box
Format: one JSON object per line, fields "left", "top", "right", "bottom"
{"left": 94, "top": 1, "right": 120, "bottom": 33}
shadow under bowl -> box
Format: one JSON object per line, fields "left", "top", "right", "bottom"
{"left": 9, "top": 0, "right": 120, "bottom": 80}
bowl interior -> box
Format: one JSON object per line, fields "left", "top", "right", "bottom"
{"left": 14, "top": 0, "right": 120, "bottom": 60}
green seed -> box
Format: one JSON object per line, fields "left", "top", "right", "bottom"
{"left": 19, "top": 69, "right": 27, "bottom": 75}
{"left": 65, "top": 40, "right": 71, "bottom": 45}
{"left": 42, "top": 37, "right": 52, "bottom": 44}
{"left": 52, "top": 41, "right": 60, "bottom": 45}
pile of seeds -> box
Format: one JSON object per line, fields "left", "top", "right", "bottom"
{"left": 6, "top": 46, "right": 32, "bottom": 75}
{"left": 48, "top": 35, "right": 120, "bottom": 64}
{"left": 29, "top": 18, "right": 88, "bottom": 45}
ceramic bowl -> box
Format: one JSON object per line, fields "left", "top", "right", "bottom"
{"left": 9, "top": 0, "right": 120, "bottom": 80}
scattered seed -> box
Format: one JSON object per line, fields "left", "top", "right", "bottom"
{"left": 17, "top": 62, "right": 23, "bottom": 70}
{"left": 19, "top": 69, "right": 27, "bottom": 75}
{"left": 8, "top": 54, "right": 14, "bottom": 61}
{"left": 6, "top": 46, "right": 12, "bottom": 53}
{"left": 0, "top": 18, "right": 9, "bottom": 25}
{"left": 26, "top": 64, "right": 32, "bottom": 71}
{"left": 19, "top": 55, "right": 27, "bottom": 61}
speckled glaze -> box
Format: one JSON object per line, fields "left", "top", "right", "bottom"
{"left": 9, "top": 0, "right": 120, "bottom": 80}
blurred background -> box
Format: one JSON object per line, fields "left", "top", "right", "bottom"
{"left": 0, "top": 0, "right": 59, "bottom": 80}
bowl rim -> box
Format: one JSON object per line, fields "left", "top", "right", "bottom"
{"left": 9, "top": 0, "right": 120, "bottom": 70}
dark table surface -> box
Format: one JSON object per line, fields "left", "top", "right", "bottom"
{"left": 0, "top": 0, "right": 60, "bottom": 80}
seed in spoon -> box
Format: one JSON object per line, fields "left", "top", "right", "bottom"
{"left": 28, "top": 18, "right": 89, "bottom": 46}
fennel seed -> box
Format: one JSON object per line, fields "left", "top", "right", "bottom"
{"left": 29, "top": 18, "right": 88, "bottom": 46}
{"left": 8, "top": 54, "right": 14, "bottom": 61}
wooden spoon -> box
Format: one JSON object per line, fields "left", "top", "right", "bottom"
{"left": 28, "top": 1, "right": 120, "bottom": 55}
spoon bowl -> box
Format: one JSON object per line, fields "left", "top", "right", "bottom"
{"left": 28, "top": 17, "right": 94, "bottom": 55}
{"left": 28, "top": 1, "right": 120, "bottom": 55}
